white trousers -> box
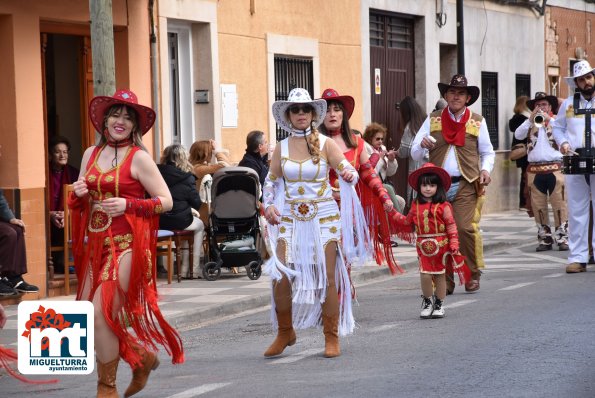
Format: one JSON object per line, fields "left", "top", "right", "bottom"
{"left": 178, "top": 216, "right": 205, "bottom": 277}
{"left": 565, "top": 174, "right": 595, "bottom": 263}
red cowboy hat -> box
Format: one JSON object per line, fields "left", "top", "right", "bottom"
{"left": 319, "top": 88, "right": 355, "bottom": 119}
{"left": 89, "top": 89, "right": 156, "bottom": 135}
{"left": 408, "top": 163, "right": 451, "bottom": 192}
{"left": 437, "top": 74, "right": 480, "bottom": 106}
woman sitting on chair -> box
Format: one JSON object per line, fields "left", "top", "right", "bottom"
{"left": 158, "top": 144, "right": 204, "bottom": 279}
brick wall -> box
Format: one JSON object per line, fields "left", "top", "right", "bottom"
{"left": 547, "top": 6, "right": 595, "bottom": 96}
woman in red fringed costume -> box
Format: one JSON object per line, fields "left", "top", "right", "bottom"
{"left": 319, "top": 88, "right": 410, "bottom": 275}
{"left": 389, "top": 163, "right": 471, "bottom": 319}
{"left": 70, "top": 90, "right": 184, "bottom": 397}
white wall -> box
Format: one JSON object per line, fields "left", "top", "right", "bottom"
{"left": 362, "top": 0, "right": 544, "bottom": 150}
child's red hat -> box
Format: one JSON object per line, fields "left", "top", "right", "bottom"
{"left": 408, "top": 163, "right": 451, "bottom": 192}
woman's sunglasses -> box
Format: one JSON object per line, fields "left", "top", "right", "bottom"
{"left": 289, "top": 104, "right": 314, "bottom": 114}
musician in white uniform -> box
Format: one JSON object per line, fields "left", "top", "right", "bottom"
{"left": 553, "top": 60, "right": 595, "bottom": 273}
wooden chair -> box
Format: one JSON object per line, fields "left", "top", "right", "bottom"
{"left": 156, "top": 230, "right": 174, "bottom": 284}
{"left": 49, "top": 184, "right": 75, "bottom": 295}
{"left": 170, "top": 230, "right": 195, "bottom": 282}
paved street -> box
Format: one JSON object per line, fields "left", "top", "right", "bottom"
{"left": 3, "top": 228, "right": 595, "bottom": 397}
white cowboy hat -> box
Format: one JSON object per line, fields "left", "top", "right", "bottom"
{"left": 565, "top": 60, "right": 595, "bottom": 89}
{"left": 272, "top": 88, "right": 327, "bottom": 134}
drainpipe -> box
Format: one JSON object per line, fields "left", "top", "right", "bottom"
{"left": 149, "top": 0, "right": 161, "bottom": 161}
{"left": 457, "top": 0, "right": 465, "bottom": 75}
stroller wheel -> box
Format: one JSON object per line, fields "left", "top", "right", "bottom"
{"left": 203, "top": 261, "right": 221, "bottom": 281}
{"left": 246, "top": 261, "right": 262, "bottom": 280}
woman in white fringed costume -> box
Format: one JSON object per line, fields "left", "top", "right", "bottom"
{"left": 263, "top": 88, "right": 371, "bottom": 358}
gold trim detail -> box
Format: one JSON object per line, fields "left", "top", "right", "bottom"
{"left": 89, "top": 208, "right": 112, "bottom": 233}
{"left": 320, "top": 214, "right": 340, "bottom": 224}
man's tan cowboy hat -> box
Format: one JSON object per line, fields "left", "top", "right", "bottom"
{"left": 526, "top": 92, "right": 558, "bottom": 112}
{"left": 272, "top": 88, "right": 327, "bottom": 134}
{"left": 437, "top": 74, "right": 480, "bottom": 106}
{"left": 408, "top": 162, "right": 451, "bottom": 192}
{"left": 319, "top": 88, "right": 355, "bottom": 119}
{"left": 89, "top": 89, "right": 156, "bottom": 135}
{"left": 565, "top": 60, "right": 595, "bottom": 89}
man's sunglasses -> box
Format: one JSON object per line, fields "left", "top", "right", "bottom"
{"left": 289, "top": 104, "right": 314, "bottom": 114}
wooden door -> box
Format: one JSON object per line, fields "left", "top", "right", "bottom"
{"left": 80, "top": 36, "right": 95, "bottom": 147}
{"left": 369, "top": 11, "right": 415, "bottom": 198}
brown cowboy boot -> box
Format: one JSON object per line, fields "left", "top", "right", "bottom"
{"left": 322, "top": 313, "right": 340, "bottom": 358}
{"left": 263, "top": 309, "right": 296, "bottom": 357}
{"left": 96, "top": 358, "right": 119, "bottom": 398}
{"left": 124, "top": 346, "right": 160, "bottom": 397}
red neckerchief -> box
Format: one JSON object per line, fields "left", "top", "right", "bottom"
{"left": 441, "top": 107, "right": 470, "bottom": 147}
{"left": 327, "top": 128, "right": 342, "bottom": 136}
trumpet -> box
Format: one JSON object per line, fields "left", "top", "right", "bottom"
{"left": 534, "top": 112, "right": 546, "bottom": 128}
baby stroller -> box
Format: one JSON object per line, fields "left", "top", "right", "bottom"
{"left": 202, "top": 166, "right": 263, "bottom": 281}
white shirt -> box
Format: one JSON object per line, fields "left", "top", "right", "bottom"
{"left": 514, "top": 118, "right": 562, "bottom": 163}
{"left": 411, "top": 107, "right": 495, "bottom": 176}
{"left": 553, "top": 95, "right": 595, "bottom": 149}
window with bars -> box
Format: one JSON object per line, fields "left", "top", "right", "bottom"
{"left": 515, "top": 74, "right": 531, "bottom": 98}
{"left": 168, "top": 32, "right": 181, "bottom": 144}
{"left": 273, "top": 56, "right": 314, "bottom": 141}
{"left": 370, "top": 13, "right": 413, "bottom": 49}
{"left": 481, "top": 71, "right": 499, "bottom": 149}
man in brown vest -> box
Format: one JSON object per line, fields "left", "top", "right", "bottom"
{"left": 411, "top": 74, "right": 495, "bottom": 293}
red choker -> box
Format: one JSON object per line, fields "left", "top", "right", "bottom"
{"left": 328, "top": 129, "right": 342, "bottom": 136}
{"left": 106, "top": 139, "right": 132, "bottom": 148}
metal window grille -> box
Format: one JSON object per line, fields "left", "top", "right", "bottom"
{"left": 274, "top": 56, "right": 314, "bottom": 141}
{"left": 481, "top": 71, "right": 499, "bottom": 149}
{"left": 370, "top": 13, "right": 413, "bottom": 49}
{"left": 168, "top": 33, "right": 181, "bottom": 144}
{"left": 515, "top": 74, "right": 531, "bottom": 98}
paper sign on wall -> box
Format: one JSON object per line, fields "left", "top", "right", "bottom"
{"left": 375, "top": 68, "right": 381, "bottom": 95}
{"left": 221, "top": 84, "right": 238, "bottom": 128}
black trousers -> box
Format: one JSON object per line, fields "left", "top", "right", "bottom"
{"left": 0, "top": 221, "right": 27, "bottom": 277}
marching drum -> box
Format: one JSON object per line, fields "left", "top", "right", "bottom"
{"left": 562, "top": 154, "right": 595, "bottom": 174}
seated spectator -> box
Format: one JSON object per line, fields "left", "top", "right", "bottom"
{"left": 0, "top": 189, "right": 39, "bottom": 295}
{"left": 238, "top": 130, "right": 270, "bottom": 190}
{"left": 158, "top": 144, "right": 204, "bottom": 279}
{"left": 189, "top": 139, "right": 230, "bottom": 226}
{"left": 363, "top": 122, "right": 406, "bottom": 214}
{"left": 189, "top": 139, "right": 230, "bottom": 185}
{"left": 48, "top": 135, "right": 79, "bottom": 274}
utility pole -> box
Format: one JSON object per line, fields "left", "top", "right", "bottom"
{"left": 456, "top": 0, "right": 465, "bottom": 75}
{"left": 89, "top": 0, "right": 116, "bottom": 97}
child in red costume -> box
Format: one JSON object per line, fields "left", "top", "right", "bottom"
{"left": 390, "top": 163, "right": 470, "bottom": 318}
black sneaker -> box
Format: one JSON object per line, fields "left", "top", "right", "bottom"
{"left": 0, "top": 278, "right": 17, "bottom": 296}
{"left": 6, "top": 276, "right": 39, "bottom": 293}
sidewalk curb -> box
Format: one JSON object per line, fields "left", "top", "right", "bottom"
{"left": 164, "top": 236, "right": 535, "bottom": 330}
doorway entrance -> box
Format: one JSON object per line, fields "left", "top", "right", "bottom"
{"left": 41, "top": 26, "right": 94, "bottom": 287}
{"left": 369, "top": 10, "right": 415, "bottom": 197}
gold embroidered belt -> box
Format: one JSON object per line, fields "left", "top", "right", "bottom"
{"left": 89, "top": 208, "right": 112, "bottom": 233}
{"left": 527, "top": 161, "right": 561, "bottom": 174}
{"left": 416, "top": 236, "right": 448, "bottom": 257}
{"left": 287, "top": 198, "right": 334, "bottom": 222}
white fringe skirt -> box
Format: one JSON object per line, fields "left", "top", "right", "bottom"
{"left": 265, "top": 198, "right": 355, "bottom": 336}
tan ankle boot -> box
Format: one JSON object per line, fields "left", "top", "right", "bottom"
{"left": 124, "top": 346, "right": 160, "bottom": 397}
{"left": 322, "top": 314, "right": 340, "bottom": 358}
{"left": 97, "top": 358, "right": 119, "bottom": 398}
{"left": 264, "top": 310, "right": 296, "bottom": 357}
